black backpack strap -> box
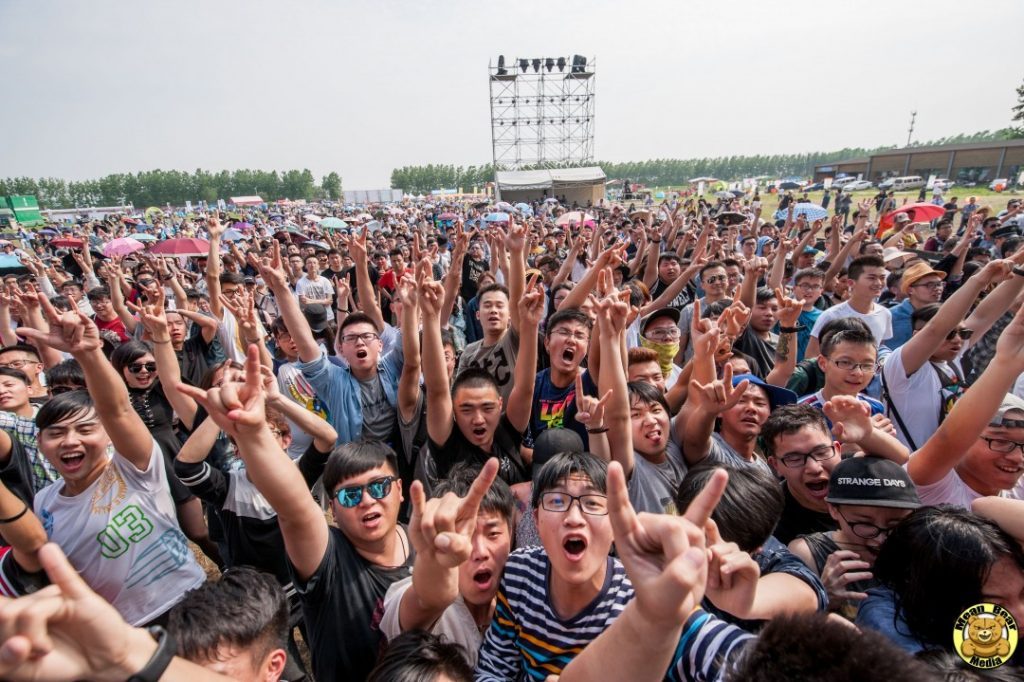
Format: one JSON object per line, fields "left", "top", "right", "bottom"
{"left": 880, "top": 365, "right": 919, "bottom": 451}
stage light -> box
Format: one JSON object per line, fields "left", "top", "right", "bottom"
{"left": 557, "top": 57, "right": 566, "bottom": 72}
{"left": 532, "top": 58, "right": 541, "bottom": 72}
{"left": 545, "top": 58, "right": 554, "bottom": 72}
{"left": 519, "top": 59, "right": 529, "bottom": 72}
{"left": 497, "top": 55, "right": 507, "bottom": 76}
{"left": 571, "top": 55, "right": 586, "bottom": 74}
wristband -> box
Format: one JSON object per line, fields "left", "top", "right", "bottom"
{"left": 779, "top": 324, "right": 805, "bottom": 334}
{"left": 1013, "top": 267, "right": 1024, "bottom": 278}
{"left": 127, "top": 626, "right": 175, "bottom": 682}
{"left": 586, "top": 427, "right": 609, "bottom": 434}
{"left": 0, "top": 506, "right": 28, "bottom": 524}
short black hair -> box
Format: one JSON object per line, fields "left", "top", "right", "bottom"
{"left": 110, "top": 340, "right": 151, "bottom": 378}
{"left": 219, "top": 272, "right": 245, "bottom": 286}
{"left": 755, "top": 287, "right": 776, "bottom": 304}
{"left": 0, "top": 367, "right": 29, "bottom": 385}
{"left": 45, "top": 358, "right": 85, "bottom": 389}
{"left": 478, "top": 283, "right": 510, "bottom": 301}
{"left": 367, "top": 631, "right": 473, "bottom": 682}
{"left": 532, "top": 451, "right": 608, "bottom": 509}
{"left": 168, "top": 567, "right": 288, "bottom": 669}
{"left": 545, "top": 308, "right": 592, "bottom": 337}
{"left": 627, "top": 380, "right": 670, "bottom": 413}
{"left": 793, "top": 267, "right": 825, "bottom": 285}
{"left": 323, "top": 440, "right": 399, "bottom": 495}
{"left": 36, "top": 390, "right": 94, "bottom": 432}
{"left": 820, "top": 325, "right": 877, "bottom": 356}
{"left": 339, "top": 311, "right": 381, "bottom": 335}
{"left": 761, "top": 405, "right": 831, "bottom": 459}
{"left": 910, "top": 302, "right": 941, "bottom": 330}
{"left": 816, "top": 317, "right": 875, "bottom": 355}
{"left": 435, "top": 463, "right": 515, "bottom": 529}
{"left": 451, "top": 367, "right": 500, "bottom": 399}
{"left": 675, "top": 464, "right": 783, "bottom": 553}
{"left": 86, "top": 285, "right": 111, "bottom": 303}
{"left": 848, "top": 255, "right": 885, "bottom": 280}
{"left": 0, "top": 344, "right": 40, "bottom": 362}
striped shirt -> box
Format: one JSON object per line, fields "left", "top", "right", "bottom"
{"left": 475, "top": 546, "right": 633, "bottom": 681}
{"left": 668, "top": 609, "right": 754, "bottom": 682}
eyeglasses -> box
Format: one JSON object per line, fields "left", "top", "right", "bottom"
{"left": 539, "top": 491, "right": 609, "bottom": 516}
{"left": 127, "top": 362, "right": 157, "bottom": 374}
{"left": 982, "top": 437, "right": 1024, "bottom": 455}
{"left": 334, "top": 476, "right": 395, "bottom": 508}
{"left": 136, "top": 279, "right": 156, "bottom": 288}
{"left": 777, "top": 444, "right": 838, "bottom": 469}
{"left": 645, "top": 327, "right": 681, "bottom": 342}
{"left": 341, "top": 332, "right": 380, "bottom": 345}
{"left": 836, "top": 508, "right": 895, "bottom": 540}
{"left": 911, "top": 281, "right": 946, "bottom": 291}
{"left": 0, "top": 359, "right": 33, "bottom": 370}
{"left": 946, "top": 328, "right": 973, "bottom": 341}
{"left": 704, "top": 275, "right": 728, "bottom": 284}
{"left": 796, "top": 281, "right": 824, "bottom": 290}
{"left": 550, "top": 328, "right": 590, "bottom": 343}
{"left": 830, "top": 358, "right": 878, "bottom": 374}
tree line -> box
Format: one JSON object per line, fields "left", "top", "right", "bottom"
{"left": 0, "top": 169, "right": 343, "bottom": 209}
{"left": 390, "top": 129, "right": 1017, "bottom": 194}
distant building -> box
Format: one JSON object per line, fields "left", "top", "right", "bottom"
{"left": 814, "top": 139, "right": 1024, "bottom": 185}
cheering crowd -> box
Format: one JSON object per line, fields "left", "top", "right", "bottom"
{"left": 0, "top": 191, "right": 1023, "bottom": 680}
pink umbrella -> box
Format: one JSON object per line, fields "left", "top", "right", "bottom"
{"left": 151, "top": 238, "right": 211, "bottom": 257}
{"left": 103, "top": 237, "right": 145, "bottom": 257}
{"left": 554, "top": 211, "right": 595, "bottom": 227}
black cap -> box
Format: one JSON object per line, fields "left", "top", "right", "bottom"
{"left": 303, "top": 303, "right": 330, "bottom": 332}
{"left": 532, "top": 428, "right": 584, "bottom": 481}
{"left": 825, "top": 457, "right": 921, "bottom": 509}
{"left": 992, "top": 225, "right": 1020, "bottom": 240}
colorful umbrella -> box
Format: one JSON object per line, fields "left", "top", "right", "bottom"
{"left": 879, "top": 202, "right": 947, "bottom": 231}
{"left": 50, "top": 238, "right": 84, "bottom": 248}
{"left": 151, "top": 238, "right": 210, "bottom": 257}
{"left": 233, "top": 221, "right": 254, "bottom": 230}
{"left": 128, "top": 233, "right": 157, "bottom": 242}
{"left": 320, "top": 217, "right": 347, "bottom": 230}
{"left": 221, "top": 228, "right": 246, "bottom": 242}
{"left": 484, "top": 212, "right": 511, "bottom": 223}
{"left": 103, "top": 238, "right": 145, "bottom": 257}
{"left": 0, "top": 255, "right": 29, "bottom": 275}
{"left": 773, "top": 203, "right": 829, "bottom": 222}
{"left": 555, "top": 211, "right": 595, "bottom": 227}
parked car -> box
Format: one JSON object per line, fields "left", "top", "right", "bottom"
{"left": 832, "top": 176, "right": 859, "bottom": 188}
{"left": 842, "top": 180, "right": 873, "bottom": 191}
{"left": 990, "top": 178, "right": 1010, "bottom": 191}
{"left": 803, "top": 182, "right": 824, "bottom": 191}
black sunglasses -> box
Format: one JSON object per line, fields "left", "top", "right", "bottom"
{"left": 946, "top": 328, "right": 973, "bottom": 341}
{"left": 127, "top": 362, "right": 157, "bottom": 374}
{"left": 334, "top": 476, "right": 395, "bottom": 508}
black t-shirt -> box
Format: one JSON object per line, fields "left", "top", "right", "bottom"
{"left": 650, "top": 277, "right": 691, "bottom": 311}
{"left": 461, "top": 257, "right": 488, "bottom": 301}
{"left": 290, "top": 527, "right": 413, "bottom": 681}
{"left": 733, "top": 326, "right": 776, "bottom": 377}
{"left": 773, "top": 481, "right": 836, "bottom": 545}
{"left": 428, "top": 413, "right": 529, "bottom": 485}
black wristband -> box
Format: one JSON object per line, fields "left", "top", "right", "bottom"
{"left": 779, "top": 324, "right": 805, "bottom": 334}
{"left": 127, "top": 626, "right": 176, "bottom": 682}
{"left": 0, "top": 506, "right": 28, "bottom": 524}
{"left": 587, "top": 427, "right": 609, "bottom": 434}
{"left": 1013, "top": 267, "right": 1024, "bottom": 278}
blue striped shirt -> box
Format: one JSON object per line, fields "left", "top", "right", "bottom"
{"left": 668, "top": 609, "right": 754, "bottom": 682}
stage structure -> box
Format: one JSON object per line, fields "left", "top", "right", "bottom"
{"left": 488, "top": 55, "right": 595, "bottom": 169}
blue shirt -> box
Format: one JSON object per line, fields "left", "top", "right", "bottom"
{"left": 885, "top": 298, "right": 915, "bottom": 350}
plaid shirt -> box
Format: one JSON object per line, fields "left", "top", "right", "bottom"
{"left": 0, "top": 409, "right": 58, "bottom": 493}
{"left": 964, "top": 310, "right": 1013, "bottom": 384}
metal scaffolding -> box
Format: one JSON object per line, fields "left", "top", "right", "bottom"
{"left": 488, "top": 55, "right": 596, "bottom": 170}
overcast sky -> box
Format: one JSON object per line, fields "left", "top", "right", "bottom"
{"left": 2, "top": 0, "right": 1022, "bottom": 189}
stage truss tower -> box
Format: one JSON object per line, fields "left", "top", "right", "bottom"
{"left": 488, "top": 55, "right": 595, "bottom": 169}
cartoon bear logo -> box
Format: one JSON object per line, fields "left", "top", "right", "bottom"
{"left": 961, "top": 615, "right": 1011, "bottom": 659}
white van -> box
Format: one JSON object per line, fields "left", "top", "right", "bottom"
{"left": 887, "top": 176, "right": 926, "bottom": 191}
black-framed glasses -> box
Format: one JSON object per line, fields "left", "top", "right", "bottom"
{"left": 540, "top": 491, "right": 609, "bottom": 516}
{"left": 983, "top": 437, "right": 1024, "bottom": 455}
{"left": 335, "top": 476, "right": 395, "bottom": 508}
{"left": 836, "top": 508, "right": 895, "bottom": 540}
{"left": 946, "top": 328, "right": 973, "bottom": 341}
{"left": 777, "top": 444, "right": 838, "bottom": 469}
{"left": 341, "top": 332, "right": 380, "bottom": 345}
{"left": 830, "top": 358, "right": 878, "bottom": 374}
{"left": 127, "top": 362, "right": 157, "bottom": 374}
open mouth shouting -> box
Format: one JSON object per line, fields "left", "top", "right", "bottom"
{"left": 355, "top": 348, "right": 369, "bottom": 360}
{"left": 59, "top": 450, "right": 87, "bottom": 474}
{"left": 803, "top": 478, "right": 829, "bottom": 499}
{"left": 361, "top": 510, "right": 383, "bottom": 530}
{"left": 562, "top": 534, "right": 588, "bottom": 563}
{"left": 471, "top": 567, "right": 495, "bottom": 592}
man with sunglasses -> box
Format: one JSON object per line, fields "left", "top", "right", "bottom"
{"left": 881, "top": 257, "right": 1024, "bottom": 449}
{"left": 676, "top": 261, "right": 731, "bottom": 362}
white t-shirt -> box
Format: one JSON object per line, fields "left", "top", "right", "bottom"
{"left": 295, "top": 275, "right": 336, "bottom": 322}
{"left": 913, "top": 467, "right": 1009, "bottom": 510}
{"left": 33, "top": 441, "right": 206, "bottom": 625}
{"left": 380, "top": 575, "right": 484, "bottom": 667}
{"left": 810, "top": 300, "right": 893, "bottom": 347}
{"left": 277, "top": 362, "right": 328, "bottom": 460}
{"left": 882, "top": 344, "right": 964, "bottom": 450}
{"left": 218, "top": 308, "right": 267, "bottom": 363}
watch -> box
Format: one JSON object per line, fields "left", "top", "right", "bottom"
{"left": 127, "top": 626, "right": 176, "bottom": 682}
{"left": 779, "top": 324, "right": 806, "bottom": 334}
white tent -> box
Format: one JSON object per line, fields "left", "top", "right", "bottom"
{"left": 494, "top": 167, "right": 606, "bottom": 204}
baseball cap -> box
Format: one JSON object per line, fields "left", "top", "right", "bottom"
{"left": 302, "top": 304, "right": 330, "bottom": 333}
{"left": 730, "top": 373, "right": 797, "bottom": 411}
{"left": 532, "top": 428, "right": 584, "bottom": 482}
{"left": 992, "top": 225, "right": 1021, "bottom": 240}
{"left": 826, "top": 456, "right": 921, "bottom": 509}
{"left": 900, "top": 261, "right": 946, "bottom": 294}
{"left": 640, "top": 307, "right": 681, "bottom": 335}
{"left": 991, "top": 393, "right": 1024, "bottom": 428}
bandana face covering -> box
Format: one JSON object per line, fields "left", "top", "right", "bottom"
{"left": 640, "top": 336, "right": 679, "bottom": 377}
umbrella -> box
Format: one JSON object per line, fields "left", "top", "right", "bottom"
{"left": 38, "top": 228, "right": 58, "bottom": 236}
{"left": 495, "top": 201, "right": 514, "bottom": 212}
{"left": 778, "top": 181, "right": 802, "bottom": 190}
{"left": 273, "top": 229, "right": 309, "bottom": 244}
{"left": 514, "top": 203, "right": 533, "bottom": 216}
{"left": 320, "top": 217, "right": 347, "bottom": 230}
{"left": 50, "top": 238, "right": 84, "bottom": 248}
{"left": 438, "top": 212, "right": 458, "bottom": 221}
{"left": 773, "top": 203, "right": 829, "bottom": 222}
{"left": 128, "top": 233, "right": 157, "bottom": 242}
{"left": 716, "top": 212, "right": 748, "bottom": 226}
{"left": 483, "top": 212, "right": 511, "bottom": 223}
{"left": 234, "top": 221, "right": 254, "bottom": 230}
{"left": 714, "top": 191, "right": 734, "bottom": 199}
{"left": 544, "top": 197, "right": 559, "bottom": 204}
{"left": 555, "top": 211, "right": 595, "bottom": 227}
{"left": 151, "top": 238, "right": 210, "bottom": 257}
{"left": 306, "top": 240, "right": 330, "bottom": 251}
{"left": 103, "top": 238, "right": 145, "bottom": 257}
{"left": 303, "top": 214, "right": 322, "bottom": 223}
{"left": 730, "top": 189, "right": 745, "bottom": 197}
{"left": 0, "top": 255, "right": 28, "bottom": 276}
{"left": 221, "top": 228, "right": 246, "bottom": 242}
{"left": 654, "top": 191, "right": 666, "bottom": 199}
{"left": 879, "top": 202, "right": 947, "bottom": 232}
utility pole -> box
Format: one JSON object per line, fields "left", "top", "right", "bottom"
{"left": 906, "top": 111, "right": 917, "bottom": 147}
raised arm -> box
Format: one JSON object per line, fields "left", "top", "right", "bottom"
{"left": 420, "top": 278, "right": 454, "bottom": 444}
{"left": 349, "top": 227, "right": 385, "bottom": 333}
{"left": 396, "top": 271, "right": 422, "bottom": 423}
{"left": 179, "top": 345, "right": 328, "bottom": 581}
{"left": 262, "top": 366, "right": 337, "bottom": 452}
{"left": 0, "top": 472, "right": 45, "bottom": 573}
{"left": 765, "top": 288, "right": 804, "bottom": 388}
{"left": 205, "top": 217, "right": 225, "bottom": 321}
{"left": 504, "top": 220, "right": 527, "bottom": 334}
{"left": 504, "top": 281, "right": 544, "bottom": 434}
{"left": 19, "top": 297, "right": 153, "bottom": 470}
{"left": 133, "top": 291, "right": 199, "bottom": 429}
{"left": 678, "top": 363, "right": 749, "bottom": 467}
{"left": 823, "top": 396, "right": 909, "bottom": 464}
{"left": 964, "top": 252, "right": 1024, "bottom": 339}
{"left": 909, "top": 302, "right": 1024, "bottom": 486}
{"left": 596, "top": 281, "right": 634, "bottom": 477}
{"left": 257, "top": 241, "right": 320, "bottom": 363}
